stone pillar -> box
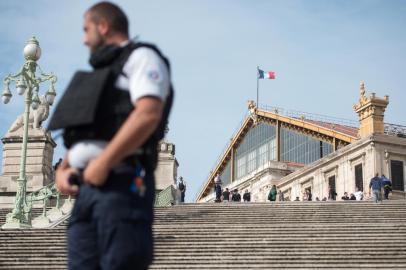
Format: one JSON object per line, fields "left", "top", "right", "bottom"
{"left": 154, "top": 140, "right": 178, "bottom": 192}
{"left": 353, "top": 81, "right": 389, "bottom": 138}
{"left": 0, "top": 128, "right": 56, "bottom": 205}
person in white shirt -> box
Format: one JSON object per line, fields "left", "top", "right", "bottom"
{"left": 354, "top": 187, "right": 364, "bottom": 201}
{"left": 53, "top": 2, "right": 172, "bottom": 269}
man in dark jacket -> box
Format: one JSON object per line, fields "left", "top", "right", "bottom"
{"left": 231, "top": 189, "right": 241, "bottom": 202}
{"left": 222, "top": 188, "right": 230, "bottom": 202}
{"left": 178, "top": 177, "right": 186, "bottom": 203}
{"left": 341, "top": 192, "right": 350, "bottom": 200}
{"left": 381, "top": 174, "right": 392, "bottom": 200}
{"left": 243, "top": 189, "right": 251, "bottom": 202}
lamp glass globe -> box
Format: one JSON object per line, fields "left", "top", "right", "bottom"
{"left": 23, "top": 43, "right": 41, "bottom": 61}
{"left": 46, "top": 94, "right": 55, "bottom": 105}
{"left": 2, "top": 95, "right": 11, "bottom": 104}
{"left": 17, "top": 86, "right": 26, "bottom": 95}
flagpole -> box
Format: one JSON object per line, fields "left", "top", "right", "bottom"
{"left": 256, "top": 66, "right": 259, "bottom": 107}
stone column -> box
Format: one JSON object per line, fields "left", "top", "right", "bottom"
{"left": 155, "top": 140, "right": 178, "bottom": 192}
{"left": 0, "top": 128, "right": 56, "bottom": 206}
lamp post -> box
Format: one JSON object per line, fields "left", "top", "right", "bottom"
{"left": 1, "top": 37, "right": 57, "bottom": 229}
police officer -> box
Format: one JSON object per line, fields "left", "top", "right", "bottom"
{"left": 51, "top": 2, "right": 173, "bottom": 269}
{"left": 178, "top": 176, "right": 186, "bottom": 203}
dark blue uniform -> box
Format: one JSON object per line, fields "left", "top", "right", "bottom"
{"left": 68, "top": 164, "right": 154, "bottom": 270}
{"left": 49, "top": 42, "right": 173, "bottom": 270}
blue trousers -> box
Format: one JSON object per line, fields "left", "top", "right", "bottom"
{"left": 68, "top": 165, "right": 154, "bottom": 270}
{"left": 372, "top": 189, "right": 382, "bottom": 203}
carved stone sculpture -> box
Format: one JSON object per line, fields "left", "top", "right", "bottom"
{"left": 8, "top": 96, "right": 50, "bottom": 133}
{"left": 247, "top": 100, "right": 258, "bottom": 125}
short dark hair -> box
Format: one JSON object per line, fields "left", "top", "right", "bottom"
{"left": 87, "top": 2, "right": 129, "bottom": 36}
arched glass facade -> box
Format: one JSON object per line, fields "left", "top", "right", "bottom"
{"left": 220, "top": 160, "right": 231, "bottom": 186}
{"left": 218, "top": 121, "right": 334, "bottom": 183}
{"left": 280, "top": 128, "right": 333, "bottom": 164}
{"left": 234, "top": 123, "right": 276, "bottom": 180}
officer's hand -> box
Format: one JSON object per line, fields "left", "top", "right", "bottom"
{"left": 83, "top": 156, "right": 109, "bottom": 187}
{"left": 55, "top": 160, "right": 79, "bottom": 195}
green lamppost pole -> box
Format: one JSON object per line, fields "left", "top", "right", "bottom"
{"left": 1, "top": 37, "right": 57, "bottom": 229}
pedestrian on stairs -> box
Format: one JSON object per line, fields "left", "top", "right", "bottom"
{"left": 231, "top": 189, "right": 241, "bottom": 202}
{"left": 341, "top": 192, "right": 350, "bottom": 200}
{"left": 354, "top": 187, "right": 364, "bottom": 201}
{"left": 178, "top": 177, "right": 186, "bottom": 203}
{"left": 268, "top": 185, "right": 277, "bottom": 202}
{"left": 369, "top": 173, "right": 383, "bottom": 203}
{"left": 381, "top": 174, "right": 392, "bottom": 200}
{"left": 214, "top": 174, "right": 222, "bottom": 202}
{"left": 222, "top": 188, "right": 230, "bottom": 202}
{"left": 243, "top": 189, "right": 251, "bottom": 202}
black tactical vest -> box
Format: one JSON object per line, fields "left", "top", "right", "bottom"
{"left": 48, "top": 42, "right": 174, "bottom": 171}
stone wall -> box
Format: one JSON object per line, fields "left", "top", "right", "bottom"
{"left": 0, "top": 129, "right": 56, "bottom": 193}
{"left": 277, "top": 134, "right": 406, "bottom": 200}
{"left": 0, "top": 129, "right": 56, "bottom": 206}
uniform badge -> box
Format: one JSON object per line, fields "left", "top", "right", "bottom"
{"left": 148, "top": 70, "right": 160, "bottom": 81}
{"left": 131, "top": 165, "right": 146, "bottom": 197}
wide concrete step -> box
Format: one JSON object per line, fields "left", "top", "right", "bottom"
{"left": 1, "top": 202, "right": 406, "bottom": 269}
{"left": 148, "top": 263, "right": 406, "bottom": 270}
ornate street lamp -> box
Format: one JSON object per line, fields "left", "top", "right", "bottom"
{"left": 1, "top": 37, "right": 57, "bottom": 229}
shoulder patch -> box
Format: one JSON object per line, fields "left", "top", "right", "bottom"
{"left": 148, "top": 70, "right": 160, "bottom": 81}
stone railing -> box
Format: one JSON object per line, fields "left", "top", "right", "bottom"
{"left": 384, "top": 123, "right": 406, "bottom": 138}
{"left": 26, "top": 182, "right": 73, "bottom": 228}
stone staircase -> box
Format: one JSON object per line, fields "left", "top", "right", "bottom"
{"left": 1, "top": 201, "right": 406, "bottom": 269}
{"left": 0, "top": 208, "right": 45, "bottom": 225}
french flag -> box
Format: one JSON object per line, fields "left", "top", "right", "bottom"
{"left": 258, "top": 69, "right": 275, "bottom": 79}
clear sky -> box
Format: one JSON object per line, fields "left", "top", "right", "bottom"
{"left": 0, "top": 0, "right": 405, "bottom": 202}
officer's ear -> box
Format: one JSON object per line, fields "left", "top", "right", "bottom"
{"left": 96, "top": 18, "right": 110, "bottom": 37}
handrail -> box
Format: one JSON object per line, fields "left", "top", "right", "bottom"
{"left": 26, "top": 182, "right": 59, "bottom": 212}
{"left": 25, "top": 182, "right": 72, "bottom": 228}
{"left": 259, "top": 104, "right": 358, "bottom": 128}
